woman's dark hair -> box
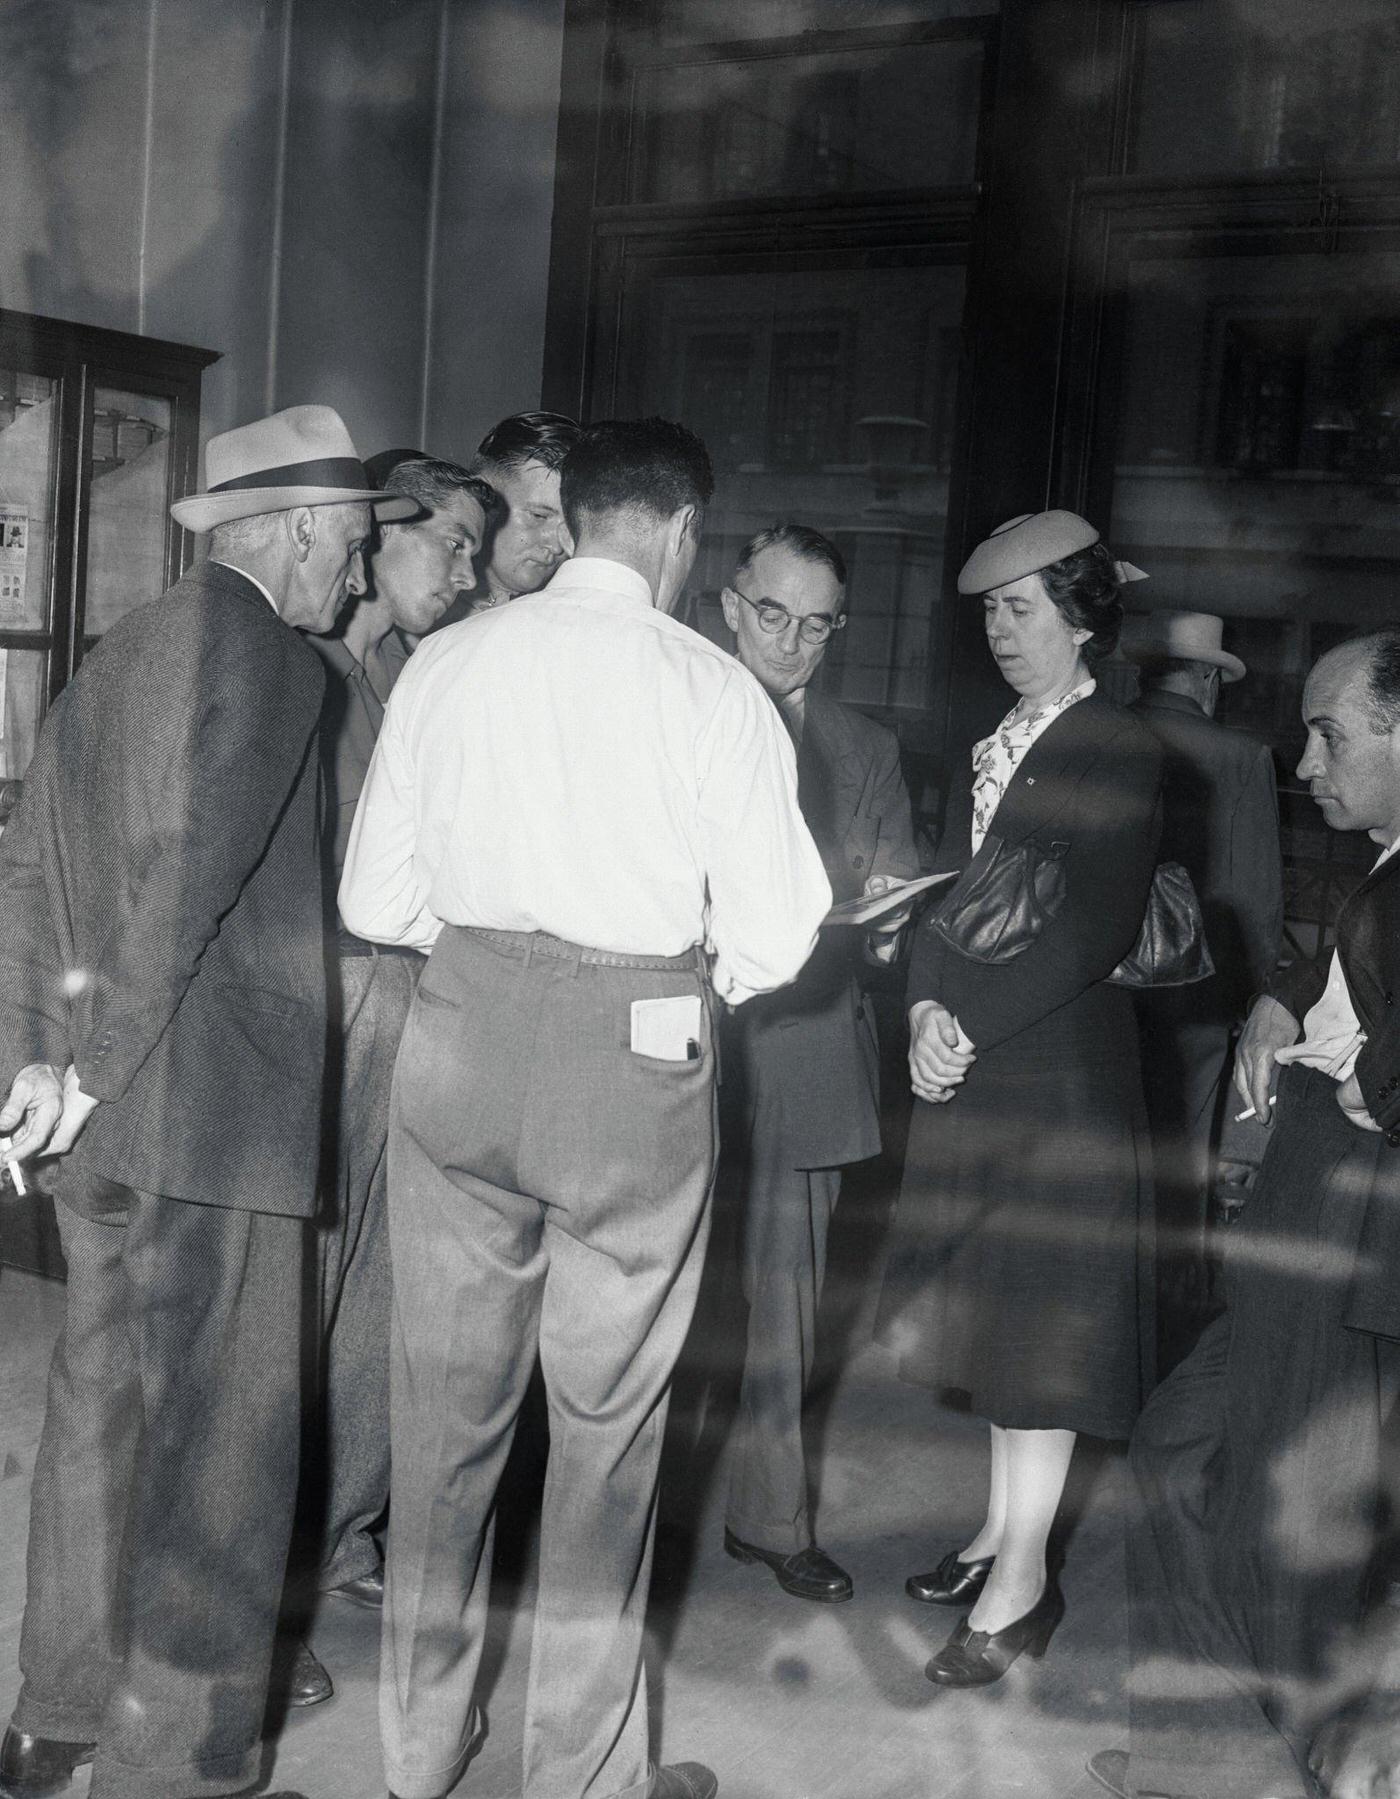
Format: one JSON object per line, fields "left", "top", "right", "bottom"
{"left": 1038, "top": 541, "right": 1123, "bottom": 666}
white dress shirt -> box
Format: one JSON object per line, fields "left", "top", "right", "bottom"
{"left": 1277, "top": 834, "right": 1400, "bottom": 1082}
{"left": 339, "top": 557, "right": 831, "bottom": 1006}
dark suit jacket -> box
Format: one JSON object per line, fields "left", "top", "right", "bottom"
{"left": 911, "top": 691, "right": 1163, "bottom": 1056}
{"left": 1132, "top": 690, "right": 1282, "bottom": 1020}
{"left": 0, "top": 561, "right": 328, "bottom": 1217}
{"left": 729, "top": 689, "right": 919, "bottom": 1170}
{"left": 1267, "top": 852, "right": 1400, "bottom": 1339}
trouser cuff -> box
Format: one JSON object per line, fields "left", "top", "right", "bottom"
{"left": 725, "top": 1503, "right": 812, "bottom": 1556}
{"left": 90, "top": 1744, "right": 258, "bottom": 1799}
{"left": 383, "top": 1707, "right": 484, "bottom": 1799}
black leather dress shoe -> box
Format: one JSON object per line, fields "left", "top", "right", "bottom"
{"left": 276, "top": 1638, "right": 334, "bottom": 1707}
{"left": 905, "top": 1549, "right": 996, "bottom": 1606}
{"left": 0, "top": 1727, "right": 95, "bottom": 1798}
{"left": 651, "top": 1764, "right": 718, "bottom": 1798}
{"left": 326, "top": 1567, "right": 385, "bottom": 1608}
{"left": 723, "top": 1529, "right": 853, "bottom": 1602}
{"left": 924, "top": 1581, "right": 1065, "bottom": 1687}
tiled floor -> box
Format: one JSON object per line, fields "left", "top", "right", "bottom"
{"left": 0, "top": 1164, "right": 1132, "bottom": 1799}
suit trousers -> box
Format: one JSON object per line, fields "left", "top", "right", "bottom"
{"left": 309, "top": 948, "right": 418, "bottom": 1589}
{"left": 1125, "top": 1066, "right": 1400, "bottom": 1799}
{"left": 14, "top": 1190, "right": 303, "bottom": 1799}
{"left": 380, "top": 926, "right": 717, "bottom": 1799}
{"left": 725, "top": 1155, "right": 842, "bottom": 1555}
{"left": 1137, "top": 992, "right": 1233, "bottom": 1370}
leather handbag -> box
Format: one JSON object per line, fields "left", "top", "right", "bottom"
{"left": 930, "top": 832, "right": 1213, "bottom": 989}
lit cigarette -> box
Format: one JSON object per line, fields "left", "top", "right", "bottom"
{"left": 1233, "top": 1095, "right": 1277, "bottom": 1124}
{"left": 0, "top": 1136, "right": 25, "bottom": 1197}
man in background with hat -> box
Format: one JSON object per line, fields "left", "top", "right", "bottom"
{"left": 0, "top": 404, "right": 410, "bottom": 1799}
{"left": 305, "top": 452, "right": 496, "bottom": 1613}
{"left": 1122, "top": 610, "right": 1282, "bottom": 1369}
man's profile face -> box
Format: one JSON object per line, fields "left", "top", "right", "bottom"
{"left": 482, "top": 458, "right": 572, "bottom": 599}
{"left": 1298, "top": 644, "right": 1400, "bottom": 841}
{"left": 285, "top": 503, "right": 370, "bottom": 635}
{"left": 720, "top": 543, "right": 844, "bottom": 700}
{"left": 372, "top": 491, "right": 484, "bottom": 638}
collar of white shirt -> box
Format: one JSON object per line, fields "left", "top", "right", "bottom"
{"left": 541, "top": 557, "right": 655, "bottom": 609}
{"left": 210, "top": 559, "right": 279, "bottom": 614}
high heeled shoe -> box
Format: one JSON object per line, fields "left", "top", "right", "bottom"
{"left": 905, "top": 1549, "right": 995, "bottom": 1605}
{"left": 923, "top": 1580, "right": 1064, "bottom": 1686}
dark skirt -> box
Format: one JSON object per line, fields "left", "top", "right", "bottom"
{"left": 878, "top": 986, "right": 1155, "bottom": 1440}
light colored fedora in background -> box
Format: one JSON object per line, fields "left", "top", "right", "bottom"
{"left": 171, "top": 404, "right": 417, "bottom": 534}
{"left": 1120, "top": 609, "right": 1246, "bottom": 683}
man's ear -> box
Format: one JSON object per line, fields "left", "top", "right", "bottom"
{"left": 669, "top": 504, "right": 697, "bottom": 561}
{"left": 286, "top": 506, "right": 316, "bottom": 562}
{"left": 719, "top": 585, "right": 740, "bottom": 633}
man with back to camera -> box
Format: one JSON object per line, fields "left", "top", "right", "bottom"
{"left": 340, "top": 417, "right": 832, "bottom": 1799}
{"left": 305, "top": 455, "right": 497, "bottom": 1612}
{"left": 1121, "top": 610, "right": 1283, "bottom": 1369}
{"left": 463, "top": 408, "right": 581, "bottom": 614}
{"left": 0, "top": 405, "right": 414, "bottom": 1799}
{"left": 715, "top": 523, "right": 919, "bottom": 1602}
{"left": 1087, "top": 630, "right": 1400, "bottom": 1799}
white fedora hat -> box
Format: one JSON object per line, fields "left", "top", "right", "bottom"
{"left": 1120, "top": 609, "right": 1246, "bottom": 683}
{"left": 170, "top": 404, "right": 418, "bottom": 533}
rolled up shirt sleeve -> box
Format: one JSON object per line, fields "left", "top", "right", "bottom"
{"left": 697, "top": 670, "right": 831, "bottom": 1007}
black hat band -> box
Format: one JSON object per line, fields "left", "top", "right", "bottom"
{"left": 209, "top": 456, "right": 370, "bottom": 495}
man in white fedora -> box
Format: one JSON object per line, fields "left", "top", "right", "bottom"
{"left": 1120, "top": 609, "right": 1283, "bottom": 1370}
{"left": 0, "top": 405, "right": 410, "bottom": 1799}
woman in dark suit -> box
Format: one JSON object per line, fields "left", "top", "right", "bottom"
{"left": 880, "top": 510, "right": 1164, "bottom": 1688}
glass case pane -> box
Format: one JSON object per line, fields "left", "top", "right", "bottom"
{"left": 0, "top": 645, "right": 48, "bottom": 788}
{"left": 83, "top": 386, "right": 173, "bottom": 638}
{"left": 0, "top": 371, "right": 59, "bottom": 633}
{"left": 1132, "top": 0, "right": 1400, "bottom": 177}
{"left": 619, "top": 260, "right": 965, "bottom": 750}
{"left": 1105, "top": 241, "right": 1400, "bottom": 948}
{"left": 638, "top": 36, "right": 983, "bottom": 200}
{"left": 653, "top": 0, "right": 996, "bottom": 44}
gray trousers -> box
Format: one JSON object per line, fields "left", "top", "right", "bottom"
{"left": 14, "top": 1192, "right": 303, "bottom": 1799}
{"left": 311, "top": 948, "right": 417, "bottom": 1589}
{"left": 380, "top": 927, "right": 717, "bottom": 1799}
{"left": 725, "top": 1156, "right": 841, "bottom": 1555}
{"left": 1126, "top": 1066, "right": 1400, "bottom": 1799}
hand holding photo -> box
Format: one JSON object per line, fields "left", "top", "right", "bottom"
{"left": 824, "top": 870, "right": 955, "bottom": 928}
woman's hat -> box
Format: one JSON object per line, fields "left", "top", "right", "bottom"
{"left": 957, "top": 510, "right": 1148, "bottom": 594}
{"left": 1119, "top": 610, "right": 1246, "bottom": 683}
{"left": 170, "top": 405, "right": 419, "bottom": 533}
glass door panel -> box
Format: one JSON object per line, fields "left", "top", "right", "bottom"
{"left": 1104, "top": 242, "right": 1400, "bottom": 953}
{"left": 0, "top": 646, "right": 48, "bottom": 787}
{"left": 83, "top": 385, "right": 174, "bottom": 639}
{"left": 615, "top": 259, "right": 965, "bottom": 746}
{"left": 0, "top": 371, "right": 59, "bottom": 633}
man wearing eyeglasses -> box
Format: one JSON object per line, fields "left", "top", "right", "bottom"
{"left": 717, "top": 523, "right": 919, "bottom": 1602}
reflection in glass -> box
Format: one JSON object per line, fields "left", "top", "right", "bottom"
{"left": 624, "top": 263, "right": 964, "bottom": 738}
{"left": 0, "top": 371, "right": 58, "bottom": 633}
{"left": 638, "top": 36, "right": 983, "bottom": 201}
{"left": 1107, "top": 245, "right": 1400, "bottom": 947}
{"left": 83, "top": 387, "right": 172, "bottom": 639}
{"left": 0, "top": 645, "right": 47, "bottom": 788}
{"left": 652, "top": 0, "right": 996, "bottom": 44}
{"left": 1133, "top": 0, "right": 1400, "bottom": 176}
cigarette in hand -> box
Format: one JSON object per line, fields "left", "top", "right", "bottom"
{"left": 0, "top": 1136, "right": 26, "bottom": 1197}
{"left": 1233, "top": 1094, "right": 1277, "bottom": 1124}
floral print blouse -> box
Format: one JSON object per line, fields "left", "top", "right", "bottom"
{"left": 970, "top": 677, "right": 1096, "bottom": 853}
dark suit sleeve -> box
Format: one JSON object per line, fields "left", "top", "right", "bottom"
{"left": 869, "top": 731, "right": 921, "bottom": 884}
{"left": 74, "top": 625, "right": 322, "bottom": 1104}
{"left": 0, "top": 774, "right": 71, "bottom": 1084}
{"left": 1234, "top": 742, "right": 1284, "bottom": 999}
{"left": 909, "top": 724, "right": 1163, "bottom": 1052}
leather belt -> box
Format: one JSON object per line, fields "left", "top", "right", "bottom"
{"left": 336, "top": 930, "right": 420, "bottom": 961}
{"left": 462, "top": 926, "right": 702, "bottom": 973}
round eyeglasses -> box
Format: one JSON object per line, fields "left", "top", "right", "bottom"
{"left": 730, "top": 586, "right": 847, "bottom": 646}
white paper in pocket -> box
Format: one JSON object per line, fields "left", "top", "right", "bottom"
{"left": 630, "top": 994, "right": 703, "bottom": 1061}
